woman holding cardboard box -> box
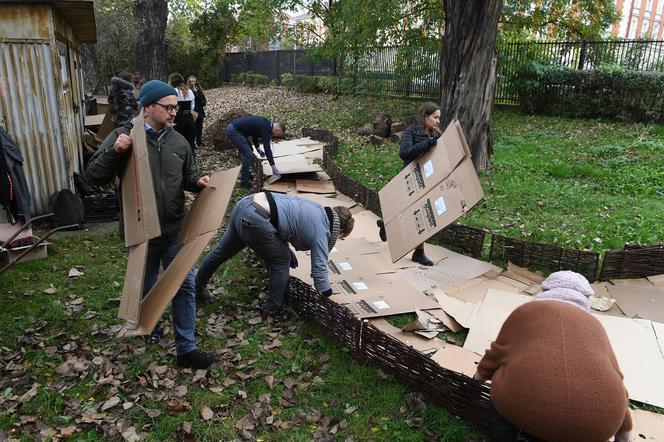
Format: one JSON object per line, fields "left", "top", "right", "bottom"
{"left": 378, "top": 101, "right": 442, "bottom": 266}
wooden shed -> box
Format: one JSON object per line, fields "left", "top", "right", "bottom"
{"left": 0, "top": 0, "right": 96, "bottom": 214}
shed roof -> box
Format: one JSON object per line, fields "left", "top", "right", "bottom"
{"left": 0, "top": 0, "right": 96, "bottom": 43}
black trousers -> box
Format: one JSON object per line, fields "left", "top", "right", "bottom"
{"left": 174, "top": 112, "right": 196, "bottom": 151}
{"left": 489, "top": 400, "right": 543, "bottom": 442}
{"left": 195, "top": 116, "right": 204, "bottom": 145}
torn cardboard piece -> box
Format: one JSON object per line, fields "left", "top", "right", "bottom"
{"left": 401, "top": 310, "right": 448, "bottom": 339}
{"left": 122, "top": 111, "right": 161, "bottom": 247}
{"left": 379, "top": 120, "right": 470, "bottom": 224}
{"left": 296, "top": 179, "right": 336, "bottom": 194}
{"left": 425, "top": 307, "right": 463, "bottom": 333}
{"left": 430, "top": 345, "right": 481, "bottom": 377}
{"left": 607, "top": 284, "right": 664, "bottom": 323}
{"left": 369, "top": 319, "right": 447, "bottom": 355}
{"left": 434, "top": 291, "right": 482, "bottom": 329}
{"left": 630, "top": 409, "right": 664, "bottom": 441}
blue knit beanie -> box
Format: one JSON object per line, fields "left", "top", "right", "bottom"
{"left": 139, "top": 80, "right": 177, "bottom": 107}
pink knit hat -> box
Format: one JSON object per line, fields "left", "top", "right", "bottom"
{"left": 533, "top": 270, "right": 594, "bottom": 311}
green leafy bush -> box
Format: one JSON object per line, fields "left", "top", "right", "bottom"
{"left": 515, "top": 62, "right": 664, "bottom": 123}
{"left": 230, "top": 71, "right": 270, "bottom": 86}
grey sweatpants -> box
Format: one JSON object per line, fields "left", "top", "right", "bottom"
{"left": 195, "top": 196, "right": 291, "bottom": 312}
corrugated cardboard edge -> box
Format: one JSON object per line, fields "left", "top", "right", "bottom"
{"left": 117, "top": 242, "right": 148, "bottom": 323}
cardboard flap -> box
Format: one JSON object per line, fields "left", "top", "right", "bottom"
{"left": 369, "top": 319, "right": 447, "bottom": 354}
{"left": 296, "top": 179, "right": 336, "bottom": 194}
{"left": 118, "top": 242, "right": 148, "bottom": 323}
{"left": 122, "top": 111, "right": 161, "bottom": 247}
{"left": 607, "top": 284, "right": 664, "bottom": 323}
{"left": 431, "top": 345, "right": 481, "bottom": 377}
{"left": 177, "top": 167, "right": 240, "bottom": 246}
{"left": 128, "top": 230, "right": 217, "bottom": 335}
{"left": 631, "top": 409, "right": 664, "bottom": 441}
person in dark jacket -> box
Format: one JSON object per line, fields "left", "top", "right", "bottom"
{"left": 0, "top": 126, "right": 31, "bottom": 224}
{"left": 393, "top": 101, "right": 442, "bottom": 266}
{"left": 108, "top": 71, "right": 138, "bottom": 128}
{"left": 168, "top": 73, "right": 196, "bottom": 152}
{"left": 227, "top": 115, "right": 285, "bottom": 188}
{"left": 195, "top": 192, "right": 354, "bottom": 316}
{"left": 85, "top": 80, "right": 216, "bottom": 370}
{"left": 187, "top": 76, "right": 206, "bottom": 147}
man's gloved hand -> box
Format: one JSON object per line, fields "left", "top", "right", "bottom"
{"left": 271, "top": 165, "right": 280, "bottom": 175}
{"left": 289, "top": 249, "right": 298, "bottom": 269}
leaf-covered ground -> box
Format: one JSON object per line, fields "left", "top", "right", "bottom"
{"left": 2, "top": 85, "right": 662, "bottom": 440}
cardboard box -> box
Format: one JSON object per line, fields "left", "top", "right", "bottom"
{"left": 378, "top": 120, "right": 470, "bottom": 224}
{"left": 384, "top": 158, "right": 484, "bottom": 262}
{"left": 121, "top": 111, "right": 161, "bottom": 247}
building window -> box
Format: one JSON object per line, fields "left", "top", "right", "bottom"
{"left": 629, "top": 16, "right": 639, "bottom": 38}
{"left": 653, "top": 21, "right": 660, "bottom": 38}
{"left": 647, "top": 0, "right": 653, "bottom": 11}
{"left": 643, "top": 19, "right": 651, "bottom": 36}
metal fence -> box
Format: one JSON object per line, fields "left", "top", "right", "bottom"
{"left": 220, "top": 39, "right": 664, "bottom": 104}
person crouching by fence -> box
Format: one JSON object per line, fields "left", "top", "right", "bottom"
{"left": 473, "top": 271, "right": 632, "bottom": 442}
{"left": 194, "top": 192, "right": 354, "bottom": 317}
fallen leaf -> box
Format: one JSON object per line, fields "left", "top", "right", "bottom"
{"left": 59, "top": 426, "right": 77, "bottom": 436}
{"left": 121, "top": 426, "right": 141, "bottom": 442}
{"left": 283, "top": 378, "right": 296, "bottom": 389}
{"left": 406, "top": 417, "right": 423, "bottom": 428}
{"left": 235, "top": 415, "right": 255, "bottom": 431}
{"left": 101, "top": 396, "right": 121, "bottom": 411}
{"left": 200, "top": 405, "right": 214, "bottom": 421}
{"left": 44, "top": 284, "right": 57, "bottom": 295}
{"left": 344, "top": 405, "right": 357, "bottom": 414}
{"left": 68, "top": 268, "right": 84, "bottom": 278}
{"left": 247, "top": 316, "right": 263, "bottom": 325}
{"left": 18, "top": 384, "right": 39, "bottom": 403}
{"left": 265, "top": 375, "right": 275, "bottom": 390}
{"left": 182, "top": 421, "right": 193, "bottom": 433}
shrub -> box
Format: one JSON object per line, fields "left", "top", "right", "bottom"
{"left": 515, "top": 62, "right": 664, "bottom": 123}
{"left": 280, "top": 73, "right": 294, "bottom": 87}
{"left": 231, "top": 71, "right": 270, "bottom": 86}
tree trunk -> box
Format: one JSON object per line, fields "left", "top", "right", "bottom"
{"left": 440, "top": 0, "right": 502, "bottom": 171}
{"left": 133, "top": 0, "right": 168, "bottom": 81}
{"left": 80, "top": 43, "right": 103, "bottom": 95}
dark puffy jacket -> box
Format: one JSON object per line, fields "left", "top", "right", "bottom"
{"left": 193, "top": 89, "right": 206, "bottom": 118}
{"left": 109, "top": 77, "right": 138, "bottom": 127}
{"left": 399, "top": 124, "right": 437, "bottom": 167}
{"left": 84, "top": 121, "right": 202, "bottom": 240}
{"left": 0, "top": 126, "right": 31, "bottom": 223}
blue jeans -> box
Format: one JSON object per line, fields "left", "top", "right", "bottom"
{"left": 196, "top": 196, "right": 291, "bottom": 312}
{"left": 143, "top": 239, "right": 197, "bottom": 355}
{"left": 227, "top": 123, "right": 254, "bottom": 186}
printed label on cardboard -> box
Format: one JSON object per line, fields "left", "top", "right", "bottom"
{"left": 435, "top": 196, "right": 447, "bottom": 216}
{"left": 353, "top": 281, "right": 369, "bottom": 290}
{"left": 373, "top": 300, "right": 391, "bottom": 309}
{"left": 339, "top": 262, "right": 353, "bottom": 271}
{"left": 423, "top": 160, "right": 434, "bottom": 178}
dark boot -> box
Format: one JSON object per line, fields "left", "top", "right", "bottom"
{"left": 146, "top": 322, "right": 163, "bottom": 344}
{"left": 412, "top": 248, "right": 433, "bottom": 266}
{"left": 176, "top": 349, "right": 217, "bottom": 369}
{"left": 196, "top": 286, "right": 214, "bottom": 304}
{"left": 377, "top": 219, "right": 387, "bottom": 242}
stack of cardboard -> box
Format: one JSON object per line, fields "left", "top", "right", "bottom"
{"left": 256, "top": 138, "right": 335, "bottom": 195}
{"left": 116, "top": 110, "right": 240, "bottom": 336}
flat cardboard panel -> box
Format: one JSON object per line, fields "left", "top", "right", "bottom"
{"left": 344, "top": 210, "right": 382, "bottom": 243}
{"left": 127, "top": 230, "right": 217, "bottom": 335}
{"left": 607, "top": 284, "right": 664, "bottom": 323}
{"left": 369, "top": 319, "right": 447, "bottom": 354}
{"left": 84, "top": 113, "right": 105, "bottom": 127}
{"left": 296, "top": 193, "right": 357, "bottom": 209}
{"left": 95, "top": 109, "right": 114, "bottom": 142}
{"left": 122, "top": 111, "right": 161, "bottom": 247}
{"left": 434, "top": 291, "right": 482, "bottom": 328}
{"left": 118, "top": 242, "right": 148, "bottom": 323}
{"left": 374, "top": 241, "right": 448, "bottom": 269}
{"left": 296, "top": 179, "right": 336, "bottom": 194}
{"left": 262, "top": 159, "right": 322, "bottom": 176}
{"left": 385, "top": 158, "right": 484, "bottom": 262}
{"left": 330, "top": 238, "right": 381, "bottom": 257}
{"left": 270, "top": 138, "right": 324, "bottom": 158}
{"left": 630, "top": 409, "right": 664, "bottom": 441}
{"left": 462, "top": 289, "right": 531, "bottom": 355}
{"left": 177, "top": 167, "right": 241, "bottom": 246}
{"left": 379, "top": 120, "right": 470, "bottom": 223}
{"left": 595, "top": 315, "right": 664, "bottom": 408}
{"left": 609, "top": 278, "right": 654, "bottom": 288}
{"left": 263, "top": 180, "right": 296, "bottom": 193}
{"left": 647, "top": 274, "right": 664, "bottom": 287}
{"left": 431, "top": 345, "right": 481, "bottom": 377}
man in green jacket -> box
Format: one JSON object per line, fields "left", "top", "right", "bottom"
{"left": 85, "top": 80, "right": 216, "bottom": 369}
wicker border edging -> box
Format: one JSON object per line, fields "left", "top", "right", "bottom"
{"left": 287, "top": 278, "right": 491, "bottom": 432}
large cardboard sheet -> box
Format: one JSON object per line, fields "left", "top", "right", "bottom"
{"left": 262, "top": 159, "right": 322, "bottom": 176}
{"left": 121, "top": 111, "right": 161, "bottom": 247}
{"left": 384, "top": 159, "right": 484, "bottom": 262}
{"left": 296, "top": 193, "right": 357, "bottom": 209}
{"left": 118, "top": 242, "right": 148, "bottom": 323}
{"left": 630, "top": 409, "right": 664, "bottom": 441}
{"left": 270, "top": 138, "right": 324, "bottom": 158}
{"left": 296, "top": 179, "right": 336, "bottom": 194}
{"left": 607, "top": 284, "right": 664, "bottom": 323}
{"left": 345, "top": 210, "right": 383, "bottom": 243}
{"left": 462, "top": 289, "right": 531, "bottom": 355}
{"left": 178, "top": 167, "right": 241, "bottom": 245}
{"left": 595, "top": 315, "right": 664, "bottom": 408}
{"left": 379, "top": 120, "right": 470, "bottom": 223}
{"left": 130, "top": 231, "right": 216, "bottom": 335}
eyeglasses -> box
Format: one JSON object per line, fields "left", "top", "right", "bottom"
{"left": 154, "top": 102, "right": 178, "bottom": 113}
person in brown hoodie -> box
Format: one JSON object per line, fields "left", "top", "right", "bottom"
{"left": 473, "top": 271, "right": 632, "bottom": 442}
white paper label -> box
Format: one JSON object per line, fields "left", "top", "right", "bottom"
{"left": 339, "top": 262, "right": 353, "bottom": 271}
{"left": 435, "top": 196, "right": 447, "bottom": 216}
{"left": 373, "top": 300, "right": 391, "bottom": 309}
{"left": 352, "top": 281, "right": 368, "bottom": 290}
{"left": 422, "top": 160, "right": 434, "bottom": 178}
